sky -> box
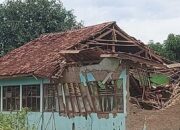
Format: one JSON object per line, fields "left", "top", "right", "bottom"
{"left": 0, "top": 0, "right": 180, "bottom": 43}
{"left": 60, "top": 0, "right": 180, "bottom": 44}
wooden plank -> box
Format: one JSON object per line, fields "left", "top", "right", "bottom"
{"left": 70, "top": 83, "right": 79, "bottom": 113}
{"left": 88, "top": 83, "right": 97, "bottom": 112}
{"left": 59, "top": 50, "right": 81, "bottom": 54}
{"left": 112, "top": 26, "right": 116, "bottom": 52}
{"left": 78, "top": 84, "right": 88, "bottom": 113}
{"left": 95, "top": 39, "right": 134, "bottom": 43}
{"left": 134, "top": 50, "right": 145, "bottom": 55}
{"left": 96, "top": 29, "right": 112, "bottom": 39}
{"left": 114, "top": 29, "right": 134, "bottom": 42}
{"left": 100, "top": 53, "right": 165, "bottom": 67}
{"left": 75, "top": 83, "right": 86, "bottom": 113}
{"left": 167, "top": 63, "right": 180, "bottom": 68}
{"left": 87, "top": 42, "right": 137, "bottom": 47}
{"left": 100, "top": 54, "right": 118, "bottom": 58}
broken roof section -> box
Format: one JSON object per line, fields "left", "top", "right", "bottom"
{"left": 0, "top": 21, "right": 165, "bottom": 79}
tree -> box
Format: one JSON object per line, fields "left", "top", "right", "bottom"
{"left": 148, "top": 34, "right": 180, "bottom": 62}
{"left": 0, "top": 0, "right": 82, "bottom": 55}
{"left": 148, "top": 40, "right": 166, "bottom": 57}
{"left": 164, "top": 34, "right": 180, "bottom": 62}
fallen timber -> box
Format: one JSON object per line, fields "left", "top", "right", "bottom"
{"left": 129, "top": 66, "right": 180, "bottom": 110}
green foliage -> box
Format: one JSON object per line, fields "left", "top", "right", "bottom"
{"left": 150, "top": 74, "right": 170, "bottom": 86}
{"left": 164, "top": 34, "right": 180, "bottom": 62}
{"left": 0, "top": 108, "right": 35, "bottom": 130}
{"left": 0, "top": 0, "right": 82, "bottom": 55}
{"left": 148, "top": 34, "right": 180, "bottom": 62}
{"left": 148, "top": 40, "right": 166, "bottom": 57}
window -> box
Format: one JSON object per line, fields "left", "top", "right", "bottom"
{"left": 43, "top": 84, "right": 58, "bottom": 112}
{"left": 22, "top": 85, "right": 40, "bottom": 111}
{"left": 3, "top": 86, "right": 20, "bottom": 111}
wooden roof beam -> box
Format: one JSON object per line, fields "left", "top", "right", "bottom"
{"left": 59, "top": 50, "right": 81, "bottom": 54}
{"left": 94, "top": 39, "right": 135, "bottom": 43}
{"left": 87, "top": 42, "right": 138, "bottom": 47}
{"left": 96, "top": 29, "right": 112, "bottom": 39}
{"left": 112, "top": 26, "right": 116, "bottom": 52}
{"left": 100, "top": 53, "right": 165, "bottom": 68}
{"left": 134, "top": 50, "right": 145, "bottom": 55}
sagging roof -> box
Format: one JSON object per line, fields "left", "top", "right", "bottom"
{"left": 0, "top": 21, "right": 165, "bottom": 79}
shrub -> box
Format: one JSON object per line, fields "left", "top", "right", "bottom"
{"left": 0, "top": 108, "right": 35, "bottom": 130}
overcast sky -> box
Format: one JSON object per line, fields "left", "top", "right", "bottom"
{"left": 61, "top": 0, "right": 180, "bottom": 43}
{"left": 0, "top": 0, "right": 180, "bottom": 43}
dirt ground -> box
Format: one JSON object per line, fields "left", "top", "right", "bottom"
{"left": 127, "top": 97, "right": 180, "bottom": 130}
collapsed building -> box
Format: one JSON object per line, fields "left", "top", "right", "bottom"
{"left": 0, "top": 21, "right": 178, "bottom": 130}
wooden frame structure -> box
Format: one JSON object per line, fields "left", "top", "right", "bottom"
{"left": 59, "top": 22, "right": 165, "bottom": 71}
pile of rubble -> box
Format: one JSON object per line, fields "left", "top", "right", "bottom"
{"left": 130, "top": 64, "right": 180, "bottom": 110}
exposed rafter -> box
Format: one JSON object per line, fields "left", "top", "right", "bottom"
{"left": 96, "top": 29, "right": 112, "bottom": 39}
{"left": 94, "top": 39, "right": 134, "bottom": 43}
{"left": 86, "top": 42, "right": 138, "bottom": 47}
{"left": 71, "top": 22, "right": 165, "bottom": 66}
{"left": 112, "top": 25, "right": 116, "bottom": 52}
{"left": 134, "top": 50, "right": 145, "bottom": 56}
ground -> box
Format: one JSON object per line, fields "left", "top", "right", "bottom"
{"left": 127, "top": 97, "right": 180, "bottom": 130}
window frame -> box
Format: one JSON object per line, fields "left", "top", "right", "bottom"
{"left": 43, "top": 84, "right": 59, "bottom": 112}
{"left": 2, "top": 85, "right": 20, "bottom": 111}
{"left": 22, "top": 84, "right": 41, "bottom": 112}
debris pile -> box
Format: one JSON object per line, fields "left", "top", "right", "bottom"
{"left": 129, "top": 67, "right": 180, "bottom": 110}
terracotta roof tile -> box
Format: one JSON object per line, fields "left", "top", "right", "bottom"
{"left": 0, "top": 22, "right": 114, "bottom": 78}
